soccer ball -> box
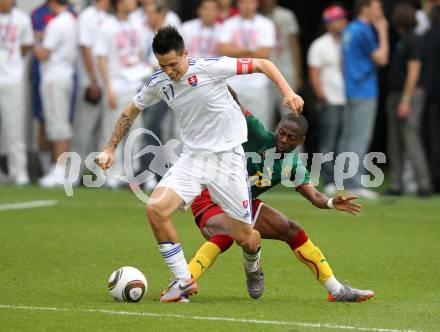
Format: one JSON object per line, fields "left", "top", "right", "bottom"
{"left": 108, "top": 266, "right": 147, "bottom": 302}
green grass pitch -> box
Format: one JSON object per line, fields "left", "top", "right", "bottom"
{"left": 0, "top": 185, "right": 439, "bottom": 331}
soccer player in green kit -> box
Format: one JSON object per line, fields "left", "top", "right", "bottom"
{"left": 188, "top": 87, "right": 374, "bottom": 302}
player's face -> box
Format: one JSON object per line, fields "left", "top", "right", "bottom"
{"left": 274, "top": 120, "right": 305, "bottom": 154}
{"left": 156, "top": 49, "right": 189, "bottom": 81}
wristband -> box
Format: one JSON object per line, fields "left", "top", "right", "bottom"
{"left": 327, "top": 198, "right": 334, "bottom": 209}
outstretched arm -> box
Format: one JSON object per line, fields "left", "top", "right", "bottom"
{"left": 95, "top": 102, "right": 141, "bottom": 170}
{"left": 297, "top": 184, "right": 362, "bottom": 215}
{"left": 252, "top": 58, "right": 304, "bottom": 115}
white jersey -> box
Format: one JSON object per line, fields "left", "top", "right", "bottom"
{"left": 307, "top": 32, "right": 346, "bottom": 105}
{"left": 218, "top": 14, "right": 275, "bottom": 89}
{"left": 134, "top": 57, "right": 254, "bottom": 152}
{"left": 40, "top": 11, "right": 77, "bottom": 82}
{"left": 265, "top": 6, "right": 299, "bottom": 82}
{"left": 94, "top": 16, "right": 152, "bottom": 92}
{"left": 0, "top": 8, "right": 33, "bottom": 84}
{"left": 181, "top": 18, "right": 220, "bottom": 59}
{"left": 77, "top": 5, "right": 110, "bottom": 87}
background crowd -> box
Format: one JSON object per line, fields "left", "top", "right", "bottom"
{"left": 0, "top": 0, "right": 439, "bottom": 199}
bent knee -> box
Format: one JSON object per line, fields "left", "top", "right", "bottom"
{"left": 282, "top": 220, "right": 301, "bottom": 241}
{"left": 146, "top": 203, "right": 169, "bottom": 221}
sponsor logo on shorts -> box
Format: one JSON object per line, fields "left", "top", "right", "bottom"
{"left": 242, "top": 200, "right": 248, "bottom": 208}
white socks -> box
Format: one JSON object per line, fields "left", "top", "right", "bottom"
{"left": 323, "top": 275, "right": 343, "bottom": 295}
{"left": 158, "top": 242, "right": 191, "bottom": 280}
{"left": 243, "top": 246, "right": 261, "bottom": 273}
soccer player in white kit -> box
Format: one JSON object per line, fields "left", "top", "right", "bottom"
{"left": 96, "top": 26, "right": 304, "bottom": 302}
{"left": 0, "top": 0, "right": 33, "bottom": 186}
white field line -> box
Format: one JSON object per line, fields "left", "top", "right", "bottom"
{"left": 0, "top": 304, "right": 419, "bottom": 332}
{"left": 0, "top": 200, "right": 58, "bottom": 212}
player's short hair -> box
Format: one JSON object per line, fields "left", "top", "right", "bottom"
{"left": 392, "top": 3, "right": 417, "bottom": 31}
{"left": 152, "top": 26, "right": 185, "bottom": 55}
{"left": 280, "top": 113, "right": 308, "bottom": 136}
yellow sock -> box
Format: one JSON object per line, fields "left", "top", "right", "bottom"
{"left": 293, "top": 239, "right": 334, "bottom": 283}
{"left": 188, "top": 241, "right": 221, "bottom": 281}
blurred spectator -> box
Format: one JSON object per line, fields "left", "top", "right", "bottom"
{"left": 137, "top": 0, "right": 172, "bottom": 191}
{"left": 261, "top": 0, "right": 302, "bottom": 99}
{"left": 217, "top": 0, "right": 238, "bottom": 22}
{"left": 423, "top": 5, "right": 440, "bottom": 192}
{"left": 0, "top": 0, "right": 33, "bottom": 185}
{"left": 33, "top": 0, "right": 77, "bottom": 187}
{"left": 340, "top": 0, "right": 389, "bottom": 199}
{"left": 141, "top": 0, "right": 168, "bottom": 66}
{"left": 386, "top": 3, "right": 432, "bottom": 197}
{"left": 217, "top": 0, "right": 276, "bottom": 128}
{"left": 181, "top": 0, "right": 220, "bottom": 59}
{"left": 95, "top": 0, "right": 151, "bottom": 188}
{"left": 415, "top": 0, "right": 440, "bottom": 35}
{"left": 30, "top": 1, "right": 76, "bottom": 176}
{"left": 307, "top": 5, "right": 347, "bottom": 195}
{"left": 72, "top": 0, "right": 110, "bottom": 179}
{"left": 131, "top": 0, "right": 181, "bottom": 30}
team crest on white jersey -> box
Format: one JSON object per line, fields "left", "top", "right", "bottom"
{"left": 187, "top": 74, "right": 198, "bottom": 87}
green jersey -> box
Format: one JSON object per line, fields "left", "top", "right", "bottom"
{"left": 243, "top": 113, "right": 311, "bottom": 198}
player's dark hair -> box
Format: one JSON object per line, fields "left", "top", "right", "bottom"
{"left": 152, "top": 26, "right": 185, "bottom": 55}
{"left": 281, "top": 113, "right": 308, "bottom": 136}
{"left": 354, "top": 0, "right": 375, "bottom": 16}
{"left": 392, "top": 3, "right": 417, "bottom": 31}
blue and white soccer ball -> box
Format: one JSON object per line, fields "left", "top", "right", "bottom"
{"left": 108, "top": 266, "right": 147, "bottom": 302}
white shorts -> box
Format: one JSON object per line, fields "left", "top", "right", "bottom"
{"left": 40, "top": 79, "right": 73, "bottom": 141}
{"left": 157, "top": 145, "right": 252, "bottom": 224}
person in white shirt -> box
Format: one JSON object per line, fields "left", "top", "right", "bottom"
{"left": 33, "top": 0, "right": 77, "bottom": 188}
{"left": 217, "top": 0, "right": 276, "bottom": 129}
{"left": 95, "top": 26, "right": 304, "bottom": 302}
{"left": 0, "top": 0, "right": 33, "bottom": 186}
{"left": 95, "top": 0, "right": 152, "bottom": 188}
{"left": 260, "top": 0, "right": 303, "bottom": 117}
{"left": 72, "top": 0, "right": 110, "bottom": 179}
{"left": 307, "top": 5, "right": 347, "bottom": 195}
{"left": 181, "top": 0, "right": 221, "bottom": 59}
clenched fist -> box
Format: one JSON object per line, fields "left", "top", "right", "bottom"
{"left": 95, "top": 148, "right": 115, "bottom": 171}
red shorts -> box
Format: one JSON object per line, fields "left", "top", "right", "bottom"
{"left": 191, "top": 188, "right": 263, "bottom": 229}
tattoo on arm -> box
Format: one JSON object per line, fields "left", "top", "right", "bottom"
{"left": 108, "top": 113, "right": 134, "bottom": 149}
